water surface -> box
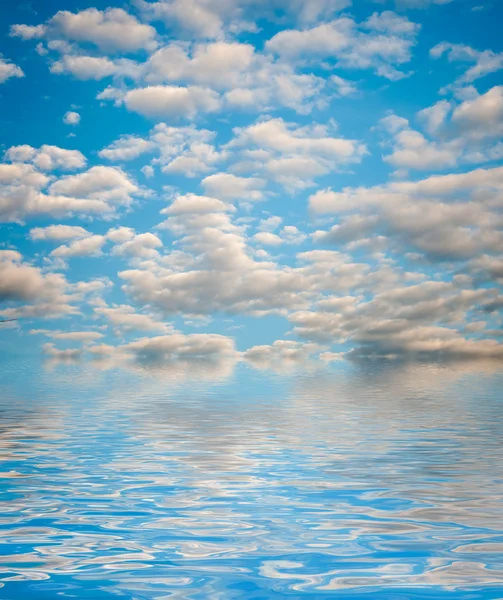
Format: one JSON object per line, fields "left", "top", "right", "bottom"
{"left": 0, "top": 358, "right": 502, "bottom": 598}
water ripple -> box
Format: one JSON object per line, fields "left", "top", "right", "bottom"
{"left": 0, "top": 360, "right": 502, "bottom": 598}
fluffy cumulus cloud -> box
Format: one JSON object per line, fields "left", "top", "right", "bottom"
{"left": 310, "top": 165, "right": 503, "bottom": 260}
{"left": 63, "top": 111, "right": 80, "bottom": 125}
{"left": 29, "top": 225, "right": 92, "bottom": 241}
{"left": 378, "top": 87, "right": 503, "bottom": 171}
{"left": 266, "top": 11, "right": 420, "bottom": 80}
{"left": 0, "top": 250, "right": 76, "bottom": 318}
{"left": 430, "top": 42, "right": 503, "bottom": 87}
{"left": 5, "top": 144, "right": 86, "bottom": 170}
{"left": 98, "top": 136, "right": 155, "bottom": 161}
{"left": 11, "top": 8, "right": 157, "bottom": 52}
{"left": 100, "top": 123, "right": 223, "bottom": 176}
{"left": 93, "top": 302, "right": 172, "bottom": 333}
{"left": 0, "top": 57, "right": 24, "bottom": 83}
{"left": 136, "top": 0, "right": 351, "bottom": 40}
{"left": 289, "top": 280, "right": 503, "bottom": 360}
{"left": 89, "top": 332, "right": 238, "bottom": 365}
{"left": 3, "top": 0, "right": 503, "bottom": 365}
{"left": 121, "top": 195, "right": 312, "bottom": 316}
{"left": 122, "top": 85, "right": 221, "bottom": 119}
{"left": 226, "top": 117, "right": 366, "bottom": 189}
{"left": 0, "top": 158, "right": 143, "bottom": 222}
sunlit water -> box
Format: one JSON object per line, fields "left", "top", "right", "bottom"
{"left": 0, "top": 357, "right": 503, "bottom": 599}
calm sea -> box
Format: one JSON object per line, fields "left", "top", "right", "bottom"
{"left": 0, "top": 357, "right": 502, "bottom": 599}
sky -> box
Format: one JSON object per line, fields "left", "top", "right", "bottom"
{"left": 0, "top": 0, "right": 503, "bottom": 371}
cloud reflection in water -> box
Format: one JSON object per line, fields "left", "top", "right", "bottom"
{"left": 0, "top": 358, "right": 502, "bottom": 598}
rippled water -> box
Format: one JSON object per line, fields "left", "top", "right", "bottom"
{"left": 0, "top": 358, "right": 503, "bottom": 599}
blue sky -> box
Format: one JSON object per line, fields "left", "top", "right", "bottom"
{"left": 1, "top": 0, "right": 503, "bottom": 370}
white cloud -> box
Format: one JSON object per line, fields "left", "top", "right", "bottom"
{"left": 48, "top": 166, "right": 140, "bottom": 207}
{"left": 111, "top": 232, "right": 163, "bottom": 259}
{"left": 142, "top": 40, "right": 326, "bottom": 114}
{"left": 382, "top": 123, "right": 459, "bottom": 170}
{"left": 43, "top": 343, "right": 82, "bottom": 360}
{"left": 310, "top": 165, "right": 503, "bottom": 260}
{"left": 252, "top": 231, "right": 283, "bottom": 246}
{"left": 105, "top": 226, "right": 135, "bottom": 243}
{"left": 430, "top": 42, "right": 503, "bottom": 85}
{"left": 243, "top": 340, "right": 323, "bottom": 371}
{"left": 63, "top": 111, "right": 80, "bottom": 125}
{"left": 90, "top": 38, "right": 327, "bottom": 116}
{"left": 34, "top": 225, "right": 163, "bottom": 264}
{"left": 451, "top": 86, "right": 503, "bottom": 141}
{"left": 51, "top": 235, "right": 106, "bottom": 258}
{"left": 233, "top": 118, "right": 360, "bottom": 158}
{"left": 0, "top": 58, "right": 24, "bottom": 83}
{"left": 0, "top": 250, "right": 75, "bottom": 318}
{"left": 10, "top": 24, "right": 47, "bottom": 40}
{"left": 99, "top": 136, "right": 155, "bottom": 161}
{"left": 162, "top": 193, "right": 232, "bottom": 215}
{"left": 417, "top": 99, "right": 451, "bottom": 136}
{"left": 267, "top": 20, "right": 350, "bottom": 59}
{"left": 201, "top": 173, "right": 266, "bottom": 201}
{"left": 29, "top": 225, "right": 92, "bottom": 241}
{"left": 141, "top": 165, "right": 154, "bottom": 178}
{"left": 6, "top": 0, "right": 503, "bottom": 365}
{"left": 52, "top": 55, "right": 141, "bottom": 81}
{"left": 120, "top": 199, "right": 380, "bottom": 323}
{"left": 12, "top": 8, "right": 157, "bottom": 53}
{"left": 289, "top": 279, "right": 503, "bottom": 359}
{"left": 90, "top": 332, "right": 237, "bottom": 362}
{"left": 0, "top": 160, "right": 143, "bottom": 222}
{"left": 227, "top": 117, "right": 366, "bottom": 189}
{"left": 136, "top": 0, "right": 227, "bottom": 39}
{"left": 258, "top": 216, "right": 283, "bottom": 232}
{"left": 123, "top": 85, "right": 221, "bottom": 119}
{"left": 266, "top": 12, "right": 419, "bottom": 80}
{"left": 122, "top": 202, "right": 313, "bottom": 316}
{"left": 144, "top": 41, "right": 256, "bottom": 89}
{"left": 5, "top": 144, "right": 86, "bottom": 170}
{"left": 380, "top": 87, "right": 503, "bottom": 171}
{"left": 136, "top": 0, "right": 350, "bottom": 40}
{"left": 331, "top": 74, "right": 357, "bottom": 97}
{"left": 253, "top": 227, "right": 306, "bottom": 246}
{"left": 94, "top": 303, "right": 171, "bottom": 333}
{"left": 32, "top": 329, "right": 104, "bottom": 342}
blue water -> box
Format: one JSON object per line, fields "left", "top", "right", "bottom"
{"left": 0, "top": 358, "right": 503, "bottom": 599}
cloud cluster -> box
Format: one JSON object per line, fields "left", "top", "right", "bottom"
{"left": 0, "top": 157, "right": 143, "bottom": 222}
{"left": 29, "top": 225, "right": 163, "bottom": 265}
{"left": 227, "top": 117, "right": 366, "bottom": 189}
{"left": 311, "top": 165, "right": 503, "bottom": 261}
{"left": 379, "top": 86, "right": 503, "bottom": 172}
{"left": 4, "top": 0, "right": 503, "bottom": 366}
{"left": 97, "top": 117, "right": 365, "bottom": 189}
{"left": 0, "top": 250, "right": 75, "bottom": 318}
{"left": 122, "top": 194, "right": 312, "bottom": 316}
{"left": 266, "top": 11, "right": 419, "bottom": 80}
{"left": 430, "top": 42, "right": 503, "bottom": 87}
{"left": 93, "top": 302, "right": 171, "bottom": 333}
{"left": 14, "top": 6, "right": 420, "bottom": 118}
{"left": 5, "top": 144, "right": 86, "bottom": 171}
{"left": 290, "top": 279, "right": 503, "bottom": 359}
{"left": 89, "top": 332, "right": 237, "bottom": 364}
{"left": 136, "top": 0, "right": 351, "bottom": 40}
{"left": 11, "top": 8, "right": 157, "bottom": 52}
